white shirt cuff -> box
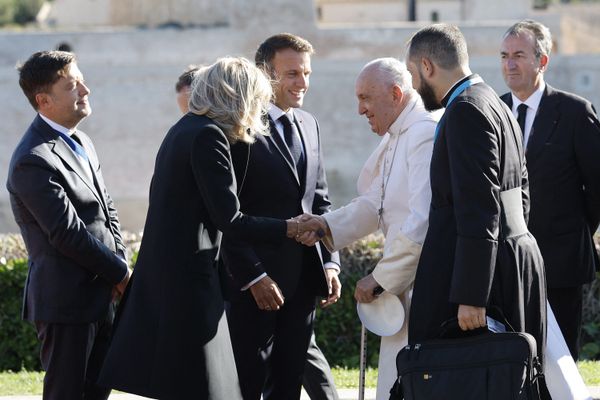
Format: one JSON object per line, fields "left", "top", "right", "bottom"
{"left": 119, "top": 258, "right": 129, "bottom": 282}
{"left": 324, "top": 262, "right": 340, "bottom": 273}
{"left": 241, "top": 273, "right": 267, "bottom": 291}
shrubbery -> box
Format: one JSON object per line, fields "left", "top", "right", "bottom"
{"left": 0, "top": 232, "right": 140, "bottom": 372}
{"left": 315, "top": 234, "right": 384, "bottom": 368}
{"left": 0, "top": 258, "right": 39, "bottom": 371}
{"left": 0, "top": 0, "right": 43, "bottom": 26}
{"left": 581, "top": 234, "right": 600, "bottom": 359}
{"left": 1, "top": 232, "right": 599, "bottom": 371}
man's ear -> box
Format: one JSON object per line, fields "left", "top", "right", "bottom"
{"left": 421, "top": 57, "right": 434, "bottom": 78}
{"left": 392, "top": 84, "right": 403, "bottom": 103}
{"left": 538, "top": 54, "right": 549, "bottom": 73}
{"left": 35, "top": 92, "right": 50, "bottom": 111}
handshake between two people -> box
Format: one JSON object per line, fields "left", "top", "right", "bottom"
{"left": 285, "top": 213, "right": 330, "bottom": 246}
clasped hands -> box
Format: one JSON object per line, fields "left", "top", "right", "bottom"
{"left": 285, "top": 213, "right": 329, "bottom": 246}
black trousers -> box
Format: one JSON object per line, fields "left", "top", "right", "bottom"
{"left": 228, "top": 281, "right": 316, "bottom": 400}
{"left": 547, "top": 286, "right": 583, "bottom": 361}
{"left": 302, "top": 331, "right": 339, "bottom": 400}
{"left": 35, "top": 306, "right": 114, "bottom": 400}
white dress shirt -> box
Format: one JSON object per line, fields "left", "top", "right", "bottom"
{"left": 511, "top": 80, "right": 545, "bottom": 148}
{"left": 39, "top": 113, "right": 93, "bottom": 180}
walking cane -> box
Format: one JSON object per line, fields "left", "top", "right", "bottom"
{"left": 358, "top": 322, "right": 368, "bottom": 400}
{"left": 358, "top": 285, "right": 383, "bottom": 400}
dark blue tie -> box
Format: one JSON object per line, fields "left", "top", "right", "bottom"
{"left": 278, "top": 114, "right": 305, "bottom": 175}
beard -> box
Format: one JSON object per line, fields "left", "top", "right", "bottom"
{"left": 418, "top": 70, "right": 443, "bottom": 111}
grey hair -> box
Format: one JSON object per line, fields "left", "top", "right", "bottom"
{"left": 189, "top": 57, "right": 272, "bottom": 144}
{"left": 362, "top": 57, "right": 415, "bottom": 94}
{"left": 504, "top": 19, "right": 553, "bottom": 59}
{"left": 407, "top": 23, "right": 469, "bottom": 70}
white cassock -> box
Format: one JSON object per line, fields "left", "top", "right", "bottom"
{"left": 322, "top": 96, "right": 436, "bottom": 400}
{"left": 545, "top": 303, "right": 592, "bottom": 399}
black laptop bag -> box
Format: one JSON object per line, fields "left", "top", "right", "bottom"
{"left": 390, "top": 329, "right": 543, "bottom": 400}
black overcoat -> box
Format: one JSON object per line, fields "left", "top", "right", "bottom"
{"left": 98, "top": 114, "right": 286, "bottom": 399}
{"left": 408, "top": 76, "right": 547, "bottom": 360}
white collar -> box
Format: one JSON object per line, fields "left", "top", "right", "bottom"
{"left": 511, "top": 80, "right": 546, "bottom": 111}
{"left": 268, "top": 103, "right": 295, "bottom": 123}
{"left": 39, "top": 113, "right": 75, "bottom": 136}
{"left": 387, "top": 95, "right": 433, "bottom": 136}
{"left": 388, "top": 97, "right": 414, "bottom": 136}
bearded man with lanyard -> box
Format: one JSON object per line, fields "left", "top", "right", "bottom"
{"left": 404, "top": 23, "right": 547, "bottom": 366}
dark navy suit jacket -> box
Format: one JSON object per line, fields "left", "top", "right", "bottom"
{"left": 222, "top": 108, "right": 340, "bottom": 299}
{"left": 6, "top": 114, "right": 127, "bottom": 324}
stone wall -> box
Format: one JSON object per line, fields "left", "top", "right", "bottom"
{"left": 1, "top": 3, "right": 599, "bottom": 233}
{"left": 41, "top": 0, "right": 311, "bottom": 29}
{"left": 317, "top": 0, "right": 531, "bottom": 24}
{"left": 42, "top": 0, "right": 532, "bottom": 27}
{"left": 42, "top": 0, "right": 231, "bottom": 27}
{"left": 555, "top": 3, "right": 600, "bottom": 54}
{"left": 110, "top": 0, "right": 231, "bottom": 27}
{"left": 42, "top": 0, "right": 111, "bottom": 27}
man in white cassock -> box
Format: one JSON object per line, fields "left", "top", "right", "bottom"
{"left": 303, "top": 58, "right": 437, "bottom": 399}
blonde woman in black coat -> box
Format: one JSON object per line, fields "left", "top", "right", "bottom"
{"left": 99, "top": 57, "right": 320, "bottom": 399}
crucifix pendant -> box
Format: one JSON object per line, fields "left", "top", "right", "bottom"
{"left": 377, "top": 207, "right": 383, "bottom": 229}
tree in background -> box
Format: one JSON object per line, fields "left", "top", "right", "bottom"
{"left": 0, "top": 0, "right": 44, "bottom": 26}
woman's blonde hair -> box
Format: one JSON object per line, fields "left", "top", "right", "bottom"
{"left": 189, "top": 57, "right": 272, "bottom": 143}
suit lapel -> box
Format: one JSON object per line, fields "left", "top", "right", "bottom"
{"left": 501, "top": 93, "right": 513, "bottom": 110}
{"left": 266, "top": 116, "right": 301, "bottom": 186}
{"left": 77, "top": 133, "right": 111, "bottom": 214}
{"left": 527, "top": 85, "right": 560, "bottom": 160}
{"left": 52, "top": 140, "right": 107, "bottom": 208}
{"left": 35, "top": 116, "right": 107, "bottom": 209}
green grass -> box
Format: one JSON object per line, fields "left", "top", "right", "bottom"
{"left": 0, "top": 363, "right": 599, "bottom": 394}
{"left": 331, "top": 367, "right": 378, "bottom": 388}
{"left": 579, "top": 360, "right": 600, "bottom": 386}
{"left": 0, "top": 370, "right": 44, "bottom": 395}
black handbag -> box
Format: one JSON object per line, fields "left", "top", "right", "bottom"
{"left": 390, "top": 319, "right": 543, "bottom": 400}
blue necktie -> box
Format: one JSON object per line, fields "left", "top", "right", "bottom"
{"left": 57, "top": 130, "right": 88, "bottom": 162}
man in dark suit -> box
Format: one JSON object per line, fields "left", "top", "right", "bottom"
{"left": 222, "top": 33, "right": 341, "bottom": 400}
{"left": 173, "top": 61, "right": 338, "bottom": 399}
{"left": 405, "top": 24, "right": 547, "bottom": 365}
{"left": 500, "top": 20, "right": 600, "bottom": 360}
{"left": 6, "top": 51, "right": 130, "bottom": 400}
